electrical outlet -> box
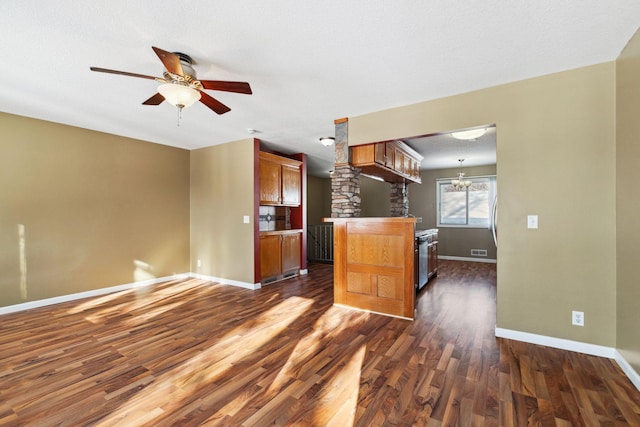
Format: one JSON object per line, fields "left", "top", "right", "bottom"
{"left": 527, "top": 215, "right": 538, "bottom": 229}
{"left": 196, "top": 259, "right": 202, "bottom": 268}
{"left": 572, "top": 310, "right": 584, "bottom": 326}
{"left": 243, "top": 215, "right": 250, "bottom": 224}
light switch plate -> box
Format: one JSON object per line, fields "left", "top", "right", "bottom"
{"left": 243, "top": 215, "right": 250, "bottom": 224}
{"left": 527, "top": 215, "right": 538, "bottom": 229}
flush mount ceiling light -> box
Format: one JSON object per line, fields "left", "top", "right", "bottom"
{"left": 157, "top": 83, "right": 201, "bottom": 109}
{"left": 319, "top": 137, "right": 335, "bottom": 146}
{"left": 451, "top": 128, "right": 486, "bottom": 140}
{"left": 451, "top": 159, "right": 472, "bottom": 190}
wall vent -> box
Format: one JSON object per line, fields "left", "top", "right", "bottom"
{"left": 471, "top": 249, "right": 488, "bottom": 257}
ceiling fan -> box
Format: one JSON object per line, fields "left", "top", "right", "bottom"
{"left": 90, "top": 46, "right": 252, "bottom": 115}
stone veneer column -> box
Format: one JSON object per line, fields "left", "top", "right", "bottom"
{"left": 331, "top": 118, "right": 361, "bottom": 218}
{"left": 389, "top": 182, "right": 409, "bottom": 217}
{"left": 331, "top": 165, "right": 361, "bottom": 217}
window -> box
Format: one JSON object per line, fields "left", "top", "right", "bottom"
{"left": 437, "top": 176, "right": 496, "bottom": 228}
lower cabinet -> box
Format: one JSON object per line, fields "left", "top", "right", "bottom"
{"left": 281, "top": 233, "right": 301, "bottom": 272}
{"left": 260, "top": 231, "right": 301, "bottom": 281}
{"left": 260, "top": 235, "right": 282, "bottom": 279}
{"left": 427, "top": 241, "right": 438, "bottom": 280}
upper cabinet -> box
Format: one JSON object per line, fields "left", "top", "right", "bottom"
{"left": 260, "top": 156, "right": 282, "bottom": 205}
{"left": 351, "top": 140, "right": 422, "bottom": 184}
{"left": 281, "top": 164, "right": 301, "bottom": 206}
{"left": 259, "top": 151, "right": 302, "bottom": 206}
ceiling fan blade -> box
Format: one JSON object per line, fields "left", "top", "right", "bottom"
{"left": 200, "top": 80, "right": 252, "bottom": 94}
{"left": 152, "top": 46, "right": 184, "bottom": 76}
{"left": 142, "top": 93, "right": 165, "bottom": 105}
{"left": 199, "top": 91, "right": 231, "bottom": 115}
{"left": 90, "top": 67, "right": 158, "bottom": 80}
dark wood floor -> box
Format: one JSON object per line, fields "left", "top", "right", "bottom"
{"left": 1, "top": 260, "right": 639, "bottom": 426}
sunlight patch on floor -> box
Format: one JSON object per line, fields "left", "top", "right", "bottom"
{"left": 96, "top": 296, "right": 314, "bottom": 426}
{"left": 68, "top": 278, "right": 203, "bottom": 323}
{"left": 66, "top": 277, "right": 191, "bottom": 315}
{"left": 319, "top": 345, "right": 366, "bottom": 426}
{"left": 66, "top": 290, "right": 135, "bottom": 315}
{"left": 239, "top": 305, "right": 370, "bottom": 424}
{"left": 265, "top": 305, "right": 365, "bottom": 395}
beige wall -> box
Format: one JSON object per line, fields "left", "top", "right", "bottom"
{"left": 307, "top": 175, "right": 331, "bottom": 225}
{"left": 308, "top": 174, "right": 392, "bottom": 220}
{"left": 616, "top": 28, "right": 640, "bottom": 375}
{"left": 190, "top": 139, "right": 256, "bottom": 284}
{"left": 331, "top": 164, "right": 498, "bottom": 259}
{"left": 410, "top": 165, "right": 497, "bottom": 259}
{"left": 0, "top": 113, "right": 190, "bottom": 307}
{"left": 359, "top": 176, "right": 391, "bottom": 217}
{"left": 348, "top": 63, "right": 617, "bottom": 347}
{"left": 334, "top": 165, "right": 498, "bottom": 259}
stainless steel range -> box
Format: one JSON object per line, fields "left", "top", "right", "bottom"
{"left": 415, "top": 229, "right": 438, "bottom": 291}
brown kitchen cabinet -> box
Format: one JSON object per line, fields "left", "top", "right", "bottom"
{"left": 375, "top": 143, "right": 386, "bottom": 165}
{"left": 281, "top": 232, "right": 301, "bottom": 272}
{"left": 260, "top": 234, "right": 282, "bottom": 278}
{"left": 281, "top": 164, "right": 301, "bottom": 206}
{"left": 260, "top": 230, "right": 302, "bottom": 281}
{"left": 259, "top": 157, "right": 282, "bottom": 205}
{"left": 254, "top": 143, "right": 307, "bottom": 285}
{"left": 350, "top": 140, "right": 422, "bottom": 184}
{"left": 259, "top": 151, "right": 302, "bottom": 206}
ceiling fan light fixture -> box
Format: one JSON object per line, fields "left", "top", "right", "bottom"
{"left": 451, "top": 128, "right": 486, "bottom": 140}
{"left": 158, "top": 83, "right": 201, "bottom": 109}
{"left": 319, "top": 137, "right": 335, "bottom": 146}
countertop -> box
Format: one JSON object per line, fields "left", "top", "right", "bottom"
{"left": 415, "top": 228, "right": 438, "bottom": 237}
{"left": 260, "top": 229, "right": 303, "bottom": 236}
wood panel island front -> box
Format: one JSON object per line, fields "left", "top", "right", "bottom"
{"left": 324, "top": 217, "right": 417, "bottom": 319}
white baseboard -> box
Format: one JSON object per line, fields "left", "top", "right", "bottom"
{"left": 0, "top": 271, "right": 285, "bottom": 315}
{"left": 495, "top": 327, "right": 616, "bottom": 358}
{"left": 189, "top": 273, "right": 260, "bottom": 290}
{"left": 495, "top": 328, "right": 640, "bottom": 392}
{"left": 615, "top": 350, "right": 640, "bottom": 392}
{"left": 439, "top": 255, "right": 497, "bottom": 264}
{"left": 0, "top": 273, "right": 190, "bottom": 315}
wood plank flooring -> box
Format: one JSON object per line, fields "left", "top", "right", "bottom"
{"left": 1, "top": 260, "right": 639, "bottom": 426}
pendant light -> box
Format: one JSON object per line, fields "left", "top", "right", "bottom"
{"left": 451, "top": 159, "right": 472, "bottom": 190}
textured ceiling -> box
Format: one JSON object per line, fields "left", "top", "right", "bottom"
{"left": 406, "top": 127, "right": 497, "bottom": 170}
{"left": 2, "top": 1, "right": 639, "bottom": 176}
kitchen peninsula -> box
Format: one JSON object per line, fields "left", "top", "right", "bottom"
{"left": 324, "top": 217, "right": 417, "bottom": 319}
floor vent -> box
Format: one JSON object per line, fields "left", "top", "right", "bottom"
{"left": 471, "top": 249, "right": 488, "bottom": 257}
